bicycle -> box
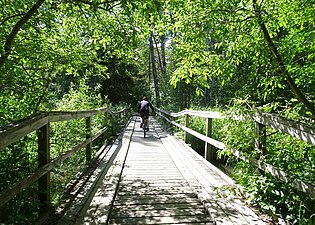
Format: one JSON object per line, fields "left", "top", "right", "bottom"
{"left": 142, "top": 116, "right": 149, "bottom": 138}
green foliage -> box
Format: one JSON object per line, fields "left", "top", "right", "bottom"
{"left": 0, "top": 76, "right": 129, "bottom": 223}
{"left": 0, "top": 133, "right": 39, "bottom": 223}
{"left": 220, "top": 104, "right": 315, "bottom": 223}
{"left": 54, "top": 79, "right": 103, "bottom": 110}
{"left": 156, "top": 0, "right": 315, "bottom": 116}
{"left": 1, "top": 0, "right": 315, "bottom": 223}
{"left": 233, "top": 161, "right": 315, "bottom": 224}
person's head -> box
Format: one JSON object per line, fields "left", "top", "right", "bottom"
{"left": 143, "top": 96, "right": 147, "bottom": 101}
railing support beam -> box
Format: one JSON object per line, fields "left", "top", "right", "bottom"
{"left": 184, "top": 114, "right": 190, "bottom": 143}
{"left": 86, "top": 117, "right": 92, "bottom": 162}
{"left": 255, "top": 122, "right": 266, "bottom": 158}
{"left": 38, "top": 123, "right": 50, "bottom": 209}
{"left": 205, "top": 118, "right": 215, "bottom": 162}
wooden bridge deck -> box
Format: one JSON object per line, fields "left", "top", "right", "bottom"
{"left": 56, "top": 116, "right": 266, "bottom": 225}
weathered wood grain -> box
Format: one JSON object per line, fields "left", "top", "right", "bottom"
{"left": 155, "top": 119, "right": 266, "bottom": 225}
{"left": 0, "top": 106, "right": 127, "bottom": 209}
{"left": 0, "top": 107, "right": 125, "bottom": 149}
{"left": 254, "top": 113, "right": 315, "bottom": 146}
{"left": 58, "top": 118, "right": 135, "bottom": 225}
{"left": 109, "top": 214, "right": 213, "bottom": 225}
{"left": 0, "top": 113, "right": 48, "bottom": 149}
{"left": 157, "top": 109, "right": 315, "bottom": 147}
{"left": 107, "top": 117, "right": 214, "bottom": 225}
{"left": 49, "top": 117, "right": 270, "bottom": 224}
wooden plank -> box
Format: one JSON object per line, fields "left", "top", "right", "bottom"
{"left": 205, "top": 117, "right": 215, "bottom": 162}
{"left": 155, "top": 121, "right": 265, "bottom": 225}
{"left": 111, "top": 202, "right": 205, "bottom": 212}
{"left": 157, "top": 108, "right": 223, "bottom": 119}
{"left": 85, "top": 117, "right": 92, "bottom": 162}
{"left": 114, "top": 193, "right": 198, "bottom": 203}
{"left": 118, "top": 180, "right": 189, "bottom": 188}
{"left": 109, "top": 214, "right": 213, "bottom": 224}
{"left": 158, "top": 132, "right": 233, "bottom": 224}
{"left": 172, "top": 138, "right": 266, "bottom": 225}
{"left": 0, "top": 107, "right": 125, "bottom": 149}
{"left": 184, "top": 113, "right": 189, "bottom": 142}
{"left": 61, "top": 118, "right": 135, "bottom": 225}
{"left": 158, "top": 113, "right": 226, "bottom": 149}
{"left": 159, "top": 109, "right": 315, "bottom": 197}
{"left": 110, "top": 207, "right": 208, "bottom": 217}
{"left": 117, "top": 188, "right": 196, "bottom": 196}
{"left": 38, "top": 124, "right": 50, "bottom": 208}
{"left": 48, "top": 107, "right": 116, "bottom": 122}
{"left": 118, "top": 184, "right": 194, "bottom": 192}
{"left": 158, "top": 108, "right": 315, "bottom": 147}
{"left": 185, "top": 150, "right": 265, "bottom": 224}
{"left": 113, "top": 197, "right": 201, "bottom": 206}
{"left": 108, "top": 118, "right": 214, "bottom": 225}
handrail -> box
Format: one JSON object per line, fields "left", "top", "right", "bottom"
{"left": 158, "top": 108, "right": 224, "bottom": 119}
{"left": 156, "top": 108, "right": 315, "bottom": 198}
{"left": 157, "top": 108, "right": 315, "bottom": 146}
{"left": 0, "top": 126, "right": 108, "bottom": 207}
{"left": 158, "top": 112, "right": 225, "bottom": 150}
{"left": 254, "top": 112, "right": 315, "bottom": 146}
{"left": 0, "top": 107, "right": 124, "bottom": 149}
{"left": 0, "top": 106, "right": 129, "bottom": 208}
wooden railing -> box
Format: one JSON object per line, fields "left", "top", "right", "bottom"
{"left": 0, "top": 107, "right": 129, "bottom": 210}
{"left": 157, "top": 108, "right": 315, "bottom": 198}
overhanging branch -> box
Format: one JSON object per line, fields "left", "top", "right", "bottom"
{"left": 252, "top": 0, "right": 315, "bottom": 117}
{"left": 0, "top": 0, "right": 46, "bottom": 69}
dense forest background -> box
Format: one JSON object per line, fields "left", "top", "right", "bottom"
{"left": 1, "top": 0, "right": 315, "bottom": 125}
{"left": 1, "top": 0, "right": 315, "bottom": 224}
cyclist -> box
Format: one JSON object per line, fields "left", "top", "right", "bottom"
{"left": 138, "top": 96, "right": 154, "bottom": 131}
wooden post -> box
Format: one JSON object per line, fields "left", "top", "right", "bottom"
{"left": 255, "top": 122, "right": 266, "bottom": 158}
{"left": 205, "top": 118, "right": 215, "bottom": 162}
{"left": 86, "top": 117, "right": 92, "bottom": 163}
{"left": 184, "top": 114, "right": 189, "bottom": 143}
{"left": 104, "top": 112, "right": 109, "bottom": 140}
{"left": 112, "top": 114, "right": 116, "bottom": 135}
{"left": 38, "top": 124, "right": 50, "bottom": 209}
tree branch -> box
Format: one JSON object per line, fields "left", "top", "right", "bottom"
{"left": 0, "top": 13, "right": 25, "bottom": 26}
{"left": 0, "top": 0, "right": 46, "bottom": 69}
{"left": 73, "top": 0, "right": 117, "bottom": 6}
{"left": 71, "top": 0, "right": 119, "bottom": 10}
{"left": 253, "top": 0, "right": 315, "bottom": 117}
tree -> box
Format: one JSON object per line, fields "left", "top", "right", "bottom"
{"left": 0, "top": 0, "right": 153, "bottom": 125}
{"left": 252, "top": 0, "right": 315, "bottom": 117}
{"left": 161, "top": 0, "right": 315, "bottom": 116}
{"left": 149, "top": 33, "right": 161, "bottom": 107}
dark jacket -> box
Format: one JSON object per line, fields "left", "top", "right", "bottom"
{"left": 138, "top": 100, "right": 154, "bottom": 117}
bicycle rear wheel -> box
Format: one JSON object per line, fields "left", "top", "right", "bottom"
{"left": 143, "top": 118, "right": 147, "bottom": 138}
{"left": 143, "top": 126, "right": 146, "bottom": 138}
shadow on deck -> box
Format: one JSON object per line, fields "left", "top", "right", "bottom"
{"left": 44, "top": 116, "right": 267, "bottom": 225}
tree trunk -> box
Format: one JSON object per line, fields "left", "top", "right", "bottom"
{"left": 149, "top": 33, "right": 161, "bottom": 108}
{"left": 160, "top": 35, "right": 167, "bottom": 81}
{"left": 148, "top": 52, "right": 151, "bottom": 82}
{"left": 253, "top": 0, "right": 315, "bottom": 117}
{"left": 153, "top": 34, "right": 165, "bottom": 86}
